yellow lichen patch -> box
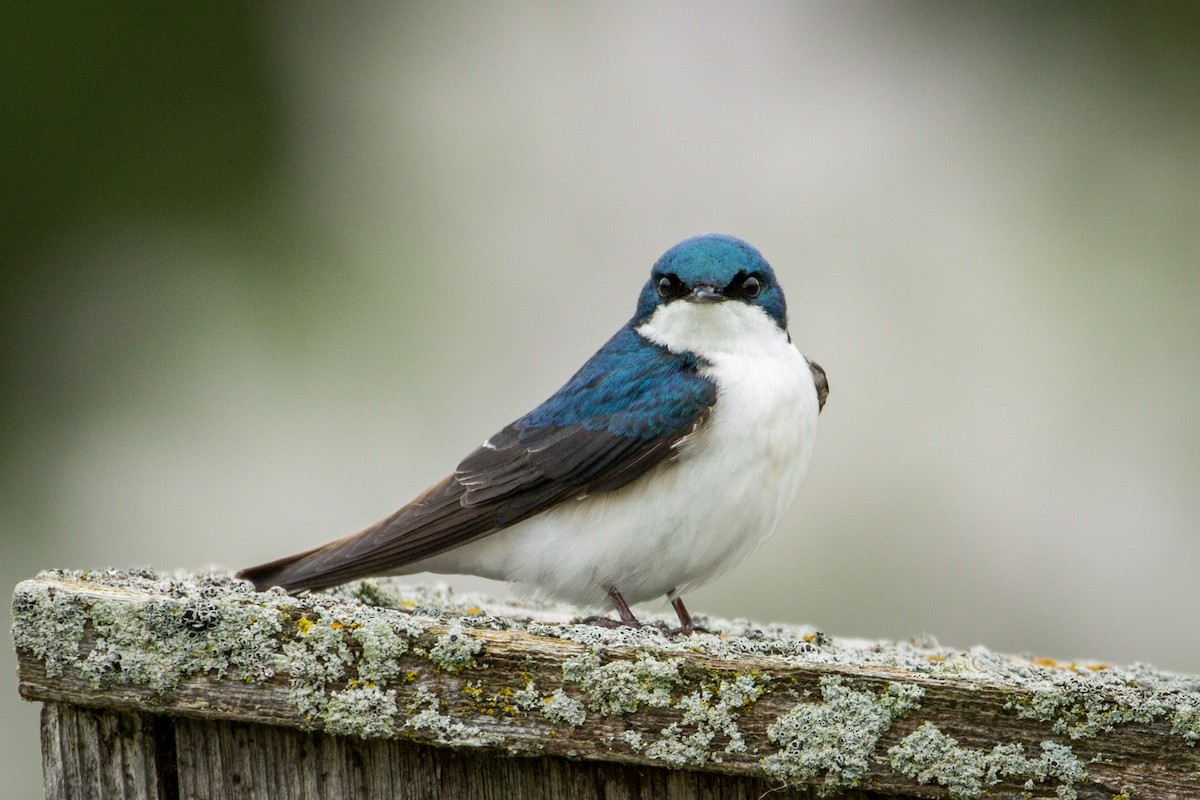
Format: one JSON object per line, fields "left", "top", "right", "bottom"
{"left": 296, "top": 617, "right": 314, "bottom": 635}
{"left": 1031, "top": 656, "right": 1110, "bottom": 673}
{"left": 460, "top": 680, "right": 524, "bottom": 718}
{"left": 465, "top": 606, "right": 483, "bottom": 615}
{"left": 494, "top": 686, "right": 521, "bottom": 715}
{"left": 330, "top": 621, "right": 343, "bottom": 631}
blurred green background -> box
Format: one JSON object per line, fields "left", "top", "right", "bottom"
{"left": 4, "top": 3, "right": 1199, "bottom": 796}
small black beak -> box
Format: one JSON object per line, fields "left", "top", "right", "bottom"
{"left": 687, "top": 285, "right": 726, "bottom": 303}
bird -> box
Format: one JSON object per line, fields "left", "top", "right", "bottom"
{"left": 238, "top": 233, "right": 827, "bottom": 633}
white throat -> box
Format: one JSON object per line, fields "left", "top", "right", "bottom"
{"left": 634, "top": 298, "right": 788, "bottom": 358}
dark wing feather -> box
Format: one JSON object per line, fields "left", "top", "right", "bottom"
{"left": 237, "top": 475, "right": 479, "bottom": 592}
{"left": 237, "top": 327, "right": 716, "bottom": 593}
{"left": 807, "top": 357, "right": 828, "bottom": 413}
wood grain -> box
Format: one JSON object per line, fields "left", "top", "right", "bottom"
{"left": 40, "top": 703, "right": 163, "bottom": 800}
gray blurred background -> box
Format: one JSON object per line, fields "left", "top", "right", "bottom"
{"left": 4, "top": 3, "right": 1198, "bottom": 796}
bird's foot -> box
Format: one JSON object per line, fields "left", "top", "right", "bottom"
{"left": 583, "top": 589, "right": 714, "bottom": 634}
{"left": 666, "top": 594, "right": 712, "bottom": 636}
{"left": 580, "top": 587, "right": 646, "bottom": 630}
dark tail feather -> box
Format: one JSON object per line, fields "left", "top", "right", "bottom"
{"left": 236, "top": 474, "right": 497, "bottom": 594}
{"left": 235, "top": 543, "right": 333, "bottom": 593}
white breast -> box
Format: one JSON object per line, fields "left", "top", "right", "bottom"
{"left": 414, "top": 300, "right": 821, "bottom": 608}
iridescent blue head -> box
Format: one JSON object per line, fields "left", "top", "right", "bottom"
{"left": 634, "top": 233, "right": 788, "bottom": 329}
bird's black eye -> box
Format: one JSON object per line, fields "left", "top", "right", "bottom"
{"left": 657, "top": 276, "right": 672, "bottom": 298}
{"left": 741, "top": 275, "right": 762, "bottom": 298}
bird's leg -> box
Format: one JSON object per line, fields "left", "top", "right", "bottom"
{"left": 668, "top": 593, "right": 709, "bottom": 635}
{"left": 582, "top": 587, "right": 643, "bottom": 629}
{"left": 608, "top": 588, "right": 642, "bottom": 625}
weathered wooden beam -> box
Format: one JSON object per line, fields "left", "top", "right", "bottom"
{"left": 39, "top": 703, "right": 165, "bottom": 800}
{"left": 12, "top": 569, "right": 1200, "bottom": 799}
{"left": 45, "top": 703, "right": 876, "bottom": 800}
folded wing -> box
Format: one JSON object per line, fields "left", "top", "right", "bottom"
{"left": 237, "top": 328, "right": 716, "bottom": 592}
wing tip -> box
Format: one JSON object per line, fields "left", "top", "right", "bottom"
{"left": 807, "top": 357, "right": 828, "bottom": 413}
{"left": 235, "top": 546, "right": 325, "bottom": 594}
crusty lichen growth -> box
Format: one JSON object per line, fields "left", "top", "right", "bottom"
{"left": 1173, "top": 698, "right": 1200, "bottom": 746}
{"left": 1002, "top": 658, "right": 1200, "bottom": 741}
{"left": 760, "top": 675, "right": 925, "bottom": 795}
{"left": 888, "top": 721, "right": 1085, "bottom": 800}
{"left": 669, "top": 673, "right": 770, "bottom": 761}
{"left": 12, "top": 569, "right": 438, "bottom": 740}
{"left": 427, "top": 625, "right": 483, "bottom": 672}
{"left": 541, "top": 687, "right": 587, "bottom": 728}
{"left": 12, "top": 568, "right": 1200, "bottom": 795}
{"left": 618, "top": 670, "right": 772, "bottom": 768}
{"left": 13, "top": 569, "right": 286, "bottom": 692}
{"left": 405, "top": 686, "right": 500, "bottom": 746}
{"left": 323, "top": 685, "right": 400, "bottom": 738}
{"left": 563, "top": 650, "right": 685, "bottom": 715}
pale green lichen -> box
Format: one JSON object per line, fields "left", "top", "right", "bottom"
{"left": 559, "top": 650, "right": 770, "bottom": 766}
{"left": 1172, "top": 699, "right": 1200, "bottom": 746}
{"left": 283, "top": 610, "right": 357, "bottom": 721}
{"left": 286, "top": 613, "right": 355, "bottom": 678}
{"left": 888, "top": 721, "right": 1086, "bottom": 800}
{"left": 14, "top": 570, "right": 285, "bottom": 693}
{"left": 562, "top": 650, "right": 684, "bottom": 715}
{"left": 1037, "top": 742, "right": 1088, "bottom": 796}
{"left": 510, "top": 679, "right": 541, "bottom": 711}
{"left": 11, "top": 570, "right": 436, "bottom": 741}
{"left": 427, "top": 625, "right": 482, "bottom": 672}
{"left": 643, "top": 723, "right": 711, "bottom": 767}
{"left": 761, "top": 675, "right": 925, "bottom": 795}
{"left": 542, "top": 688, "right": 587, "bottom": 728}
{"left": 1008, "top": 681, "right": 1169, "bottom": 739}
{"left": 405, "top": 687, "right": 501, "bottom": 746}
{"left": 704, "top": 673, "right": 770, "bottom": 754}
{"left": 641, "top": 673, "right": 771, "bottom": 766}
{"left": 283, "top": 602, "right": 428, "bottom": 728}
{"left": 323, "top": 685, "right": 400, "bottom": 738}
{"left": 349, "top": 608, "right": 420, "bottom": 685}
{"left": 990, "top": 656, "right": 1200, "bottom": 746}
{"left": 11, "top": 583, "right": 90, "bottom": 678}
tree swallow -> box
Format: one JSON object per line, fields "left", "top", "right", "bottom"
{"left": 238, "top": 233, "right": 828, "bottom": 632}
